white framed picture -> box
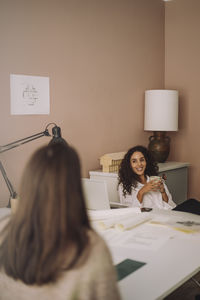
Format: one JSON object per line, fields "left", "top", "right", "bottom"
{"left": 10, "top": 74, "right": 50, "bottom": 115}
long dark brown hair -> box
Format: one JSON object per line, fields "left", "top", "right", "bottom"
{"left": 118, "top": 145, "right": 158, "bottom": 196}
{"left": 0, "top": 143, "right": 91, "bottom": 285}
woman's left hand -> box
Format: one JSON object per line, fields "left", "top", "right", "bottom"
{"left": 157, "top": 180, "right": 169, "bottom": 203}
{"left": 158, "top": 180, "right": 165, "bottom": 194}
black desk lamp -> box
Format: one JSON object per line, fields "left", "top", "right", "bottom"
{"left": 0, "top": 123, "right": 67, "bottom": 208}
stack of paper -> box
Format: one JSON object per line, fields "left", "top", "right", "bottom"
{"left": 87, "top": 207, "right": 141, "bottom": 221}
{"left": 88, "top": 207, "right": 151, "bottom": 231}
{"left": 150, "top": 218, "right": 200, "bottom": 234}
{"left": 115, "top": 215, "right": 152, "bottom": 231}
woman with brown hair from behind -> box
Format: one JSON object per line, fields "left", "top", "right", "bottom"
{"left": 0, "top": 143, "right": 120, "bottom": 300}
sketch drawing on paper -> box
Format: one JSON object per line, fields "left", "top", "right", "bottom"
{"left": 10, "top": 74, "right": 50, "bottom": 115}
{"left": 22, "top": 84, "right": 39, "bottom": 106}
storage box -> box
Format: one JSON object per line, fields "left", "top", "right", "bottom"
{"left": 100, "top": 151, "right": 126, "bottom": 173}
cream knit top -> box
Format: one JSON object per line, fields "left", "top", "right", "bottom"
{"left": 0, "top": 217, "right": 121, "bottom": 300}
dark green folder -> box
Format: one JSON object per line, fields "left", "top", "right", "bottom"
{"left": 115, "top": 258, "right": 146, "bottom": 281}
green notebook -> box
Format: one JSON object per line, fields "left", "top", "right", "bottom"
{"left": 115, "top": 258, "right": 146, "bottom": 281}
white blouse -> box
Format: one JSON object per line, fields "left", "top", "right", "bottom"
{"left": 118, "top": 176, "right": 176, "bottom": 210}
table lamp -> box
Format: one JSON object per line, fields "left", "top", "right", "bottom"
{"left": 144, "top": 89, "right": 178, "bottom": 163}
{"left": 0, "top": 123, "right": 67, "bottom": 208}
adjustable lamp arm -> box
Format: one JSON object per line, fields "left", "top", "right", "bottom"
{"left": 0, "top": 123, "right": 64, "bottom": 208}
{"left": 0, "top": 161, "right": 17, "bottom": 199}
{"left": 0, "top": 129, "right": 50, "bottom": 154}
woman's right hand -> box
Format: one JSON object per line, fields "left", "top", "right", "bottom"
{"left": 137, "top": 179, "right": 161, "bottom": 203}
{"left": 142, "top": 179, "right": 161, "bottom": 193}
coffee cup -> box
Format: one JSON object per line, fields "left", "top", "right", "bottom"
{"left": 149, "top": 176, "right": 162, "bottom": 183}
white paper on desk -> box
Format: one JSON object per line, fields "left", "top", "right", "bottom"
{"left": 87, "top": 207, "right": 141, "bottom": 221}
{"left": 97, "top": 219, "right": 116, "bottom": 230}
{"left": 104, "top": 223, "right": 174, "bottom": 251}
{"left": 100, "top": 228, "right": 132, "bottom": 245}
{"left": 91, "top": 219, "right": 115, "bottom": 231}
{"left": 115, "top": 215, "right": 151, "bottom": 231}
{"left": 150, "top": 217, "right": 200, "bottom": 234}
{"left": 92, "top": 214, "right": 150, "bottom": 231}
{"left": 124, "top": 226, "right": 172, "bottom": 251}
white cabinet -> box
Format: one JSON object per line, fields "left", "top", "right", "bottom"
{"left": 89, "top": 162, "right": 190, "bottom": 205}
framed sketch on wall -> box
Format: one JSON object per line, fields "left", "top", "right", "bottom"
{"left": 10, "top": 74, "right": 50, "bottom": 115}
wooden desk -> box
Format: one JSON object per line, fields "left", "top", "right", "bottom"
{"left": 89, "top": 161, "right": 190, "bottom": 205}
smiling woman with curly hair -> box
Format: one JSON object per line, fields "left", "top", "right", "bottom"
{"left": 118, "top": 145, "right": 176, "bottom": 210}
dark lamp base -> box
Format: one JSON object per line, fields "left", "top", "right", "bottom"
{"left": 148, "top": 131, "right": 170, "bottom": 163}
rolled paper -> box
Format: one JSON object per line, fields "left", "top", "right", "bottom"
{"left": 115, "top": 216, "right": 151, "bottom": 231}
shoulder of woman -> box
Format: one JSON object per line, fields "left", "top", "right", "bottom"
{"left": 73, "top": 230, "right": 120, "bottom": 299}
{"left": 86, "top": 230, "right": 113, "bottom": 263}
{"left": 87, "top": 230, "right": 111, "bottom": 254}
{"left": 84, "top": 230, "right": 118, "bottom": 280}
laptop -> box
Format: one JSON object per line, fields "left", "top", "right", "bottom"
{"left": 82, "top": 178, "right": 128, "bottom": 210}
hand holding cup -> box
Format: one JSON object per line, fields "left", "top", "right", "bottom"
{"left": 149, "top": 176, "right": 163, "bottom": 192}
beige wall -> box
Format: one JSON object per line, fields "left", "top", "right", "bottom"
{"left": 0, "top": 0, "right": 164, "bottom": 206}
{"left": 165, "top": 0, "right": 200, "bottom": 199}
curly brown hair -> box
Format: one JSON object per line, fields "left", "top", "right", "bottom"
{"left": 118, "top": 145, "right": 158, "bottom": 196}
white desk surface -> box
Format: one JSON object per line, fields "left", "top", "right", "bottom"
{"left": 0, "top": 207, "right": 11, "bottom": 219}
{"left": 1, "top": 207, "right": 199, "bottom": 300}
{"left": 91, "top": 209, "right": 200, "bottom": 300}
{"left": 89, "top": 162, "right": 190, "bottom": 178}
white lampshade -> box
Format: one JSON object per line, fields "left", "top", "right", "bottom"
{"left": 144, "top": 89, "right": 178, "bottom": 131}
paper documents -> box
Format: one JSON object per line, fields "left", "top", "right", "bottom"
{"left": 150, "top": 217, "right": 200, "bottom": 234}
{"left": 96, "top": 215, "right": 151, "bottom": 231}
{"left": 87, "top": 207, "right": 141, "bottom": 221}
{"left": 88, "top": 207, "right": 151, "bottom": 231}
{"left": 115, "top": 215, "right": 151, "bottom": 231}
{"left": 101, "top": 220, "right": 173, "bottom": 251}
